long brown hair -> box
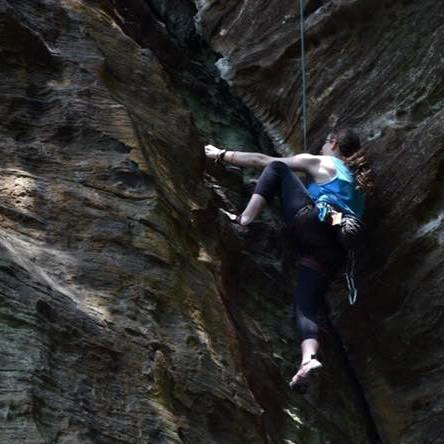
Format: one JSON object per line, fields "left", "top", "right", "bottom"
{"left": 334, "top": 128, "right": 373, "bottom": 194}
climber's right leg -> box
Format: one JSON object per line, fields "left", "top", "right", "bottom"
{"left": 289, "top": 263, "right": 330, "bottom": 388}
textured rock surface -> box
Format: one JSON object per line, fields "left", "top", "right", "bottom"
{"left": 197, "top": 1, "right": 444, "bottom": 442}
{"left": 0, "top": 0, "right": 443, "bottom": 443}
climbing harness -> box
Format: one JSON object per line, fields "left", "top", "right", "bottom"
{"left": 299, "top": 0, "right": 308, "bottom": 152}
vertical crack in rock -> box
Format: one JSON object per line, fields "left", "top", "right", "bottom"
{"left": 324, "top": 308, "right": 384, "bottom": 444}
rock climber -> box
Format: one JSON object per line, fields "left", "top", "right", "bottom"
{"left": 205, "top": 128, "right": 372, "bottom": 388}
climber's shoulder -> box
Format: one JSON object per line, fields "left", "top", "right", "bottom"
{"left": 281, "top": 153, "right": 322, "bottom": 176}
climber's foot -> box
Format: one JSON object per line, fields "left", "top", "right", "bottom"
{"left": 289, "top": 358, "right": 323, "bottom": 389}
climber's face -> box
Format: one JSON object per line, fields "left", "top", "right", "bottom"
{"left": 321, "top": 134, "right": 338, "bottom": 156}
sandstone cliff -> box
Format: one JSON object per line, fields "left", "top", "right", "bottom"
{"left": 1, "top": 1, "right": 443, "bottom": 443}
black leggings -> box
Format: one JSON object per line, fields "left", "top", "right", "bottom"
{"left": 254, "top": 160, "right": 313, "bottom": 226}
{"left": 254, "top": 161, "right": 343, "bottom": 340}
{"left": 254, "top": 161, "right": 343, "bottom": 261}
{"left": 293, "top": 265, "right": 329, "bottom": 340}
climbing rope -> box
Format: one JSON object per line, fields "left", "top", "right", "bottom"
{"left": 299, "top": 1, "right": 359, "bottom": 305}
{"left": 299, "top": 0, "right": 308, "bottom": 152}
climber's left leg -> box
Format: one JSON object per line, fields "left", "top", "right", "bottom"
{"left": 237, "top": 193, "right": 267, "bottom": 225}
{"left": 238, "top": 161, "right": 313, "bottom": 225}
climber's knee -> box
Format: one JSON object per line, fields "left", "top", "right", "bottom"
{"left": 266, "top": 160, "right": 289, "bottom": 172}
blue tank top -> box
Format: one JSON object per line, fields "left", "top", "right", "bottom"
{"left": 307, "top": 157, "right": 364, "bottom": 220}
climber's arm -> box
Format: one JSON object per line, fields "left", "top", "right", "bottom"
{"left": 205, "top": 144, "right": 320, "bottom": 176}
{"left": 205, "top": 144, "right": 270, "bottom": 167}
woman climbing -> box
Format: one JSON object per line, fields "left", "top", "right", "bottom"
{"left": 205, "top": 128, "right": 372, "bottom": 388}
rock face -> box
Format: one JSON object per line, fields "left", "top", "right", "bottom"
{"left": 0, "top": 0, "right": 443, "bottom": 443}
